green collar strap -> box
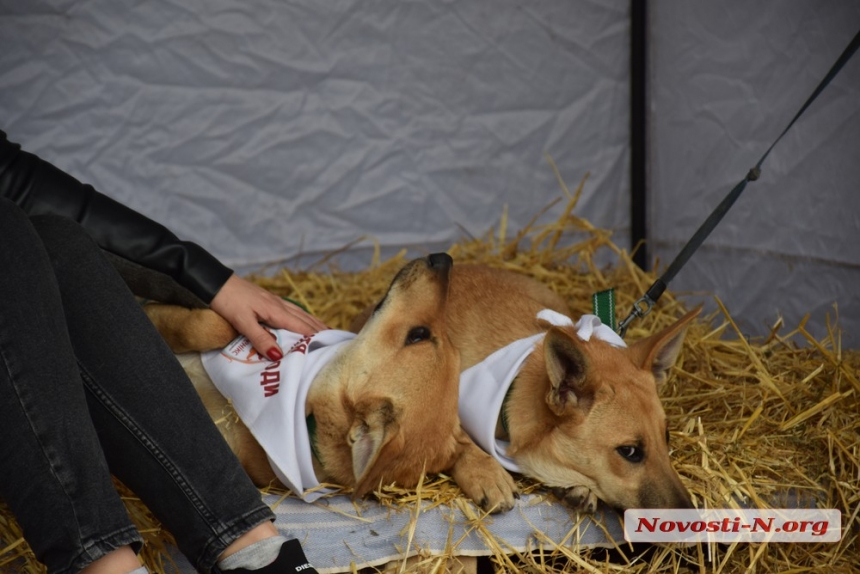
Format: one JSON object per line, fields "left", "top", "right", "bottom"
{"left": 306, "top": 413, "right": 322, "bottom": 465}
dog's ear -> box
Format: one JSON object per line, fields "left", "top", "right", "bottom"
{"left": 629, "top": 306, "right": 701, "bottom": 386}
{"left": 543, "top": 327, "right": 593, "bottom": 415}
{"left": 349, "top": 398, "right": 402, "bottom": 497}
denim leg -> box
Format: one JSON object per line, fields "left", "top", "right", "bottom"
{"left": 29, "top": 214, "right": 275, "bottom": 573}
{"left": 0, "top": 201, "right": 142, "bottom": 574}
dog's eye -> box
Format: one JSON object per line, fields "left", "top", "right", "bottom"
{"left": 405, "top": 326, "right": 431, "bottom": 345}
{"left": 616, "top": 445, "right": 644, "bottom": 463}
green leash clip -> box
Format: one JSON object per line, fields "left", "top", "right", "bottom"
{"left": 592, "top": 288, "right": 617, "bottom": 332}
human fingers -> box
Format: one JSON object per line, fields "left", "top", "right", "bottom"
{"left": 267, "top": 298, "right": 328, "bottom": 334}
{"left": 237, "top": 319, "right": 285, "bottom": 362}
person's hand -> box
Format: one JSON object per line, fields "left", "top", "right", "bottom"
{"left": 209, "top": 274, "right": 328, "bottom": 361}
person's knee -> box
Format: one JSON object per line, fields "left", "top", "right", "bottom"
{"left": 0, "top": 199, "right": 55, "bottom": 260}
{"left": 30, "top": 214, "right": 101, "bottom": 261}
{"left": 0, "top": 197, "right": 31, "bottom": 229}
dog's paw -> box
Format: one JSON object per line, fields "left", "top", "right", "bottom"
{"left": 450, "top": 443, "right": 519, "bottom": 513}
{"left": 470, "top": 464, "right": 519, "bottom": 514}
{"left": 551, "top": 485, "right": 598, "bottom": 514}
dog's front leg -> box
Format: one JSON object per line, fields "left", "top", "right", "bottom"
{"left": 144, "top": 304, "right": 238, "bottom": 352}
{"left": 449, "top": 427, "right": 518, "bottom": 513}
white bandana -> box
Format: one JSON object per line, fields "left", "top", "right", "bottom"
{"left": 458, "top": 313, "right": 626, "bottom": 472}
{"left": 201, "top": 329, "right": 355, "bottom": 501}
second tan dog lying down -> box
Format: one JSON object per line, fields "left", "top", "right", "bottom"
{"left": 353, "top": 264, "right": 698, "bottom": 512}
{"left": 146, "top": 254, "right": 517, "bottom": 511}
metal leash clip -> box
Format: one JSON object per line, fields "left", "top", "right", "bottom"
{"left": 618, "top": 295, "right": 654, "bottom": 338}
{"left": 617, "top": 279, "right": 666, "bottom": 338}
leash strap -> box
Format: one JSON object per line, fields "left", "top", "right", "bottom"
{"left": 618, "top": 28, "right": 860, "bottom": 338}
{"left": 592, "top": 289, "right": 617, "bottom": 331}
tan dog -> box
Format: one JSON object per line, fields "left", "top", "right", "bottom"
{"left": 145, "top": 254, "right": 517, "bottom": 510}
{"left": 354, "top": 264, "right": 697, "bottom": 512}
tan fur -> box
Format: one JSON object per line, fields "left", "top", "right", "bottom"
{"left": 146, "top": 255, "right": 517, "bottom": 510}
{"left": 353, "top": 264, "right": 697, "bottom": 511}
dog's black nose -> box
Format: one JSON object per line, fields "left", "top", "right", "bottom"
{"left": 427, "top": 252, "right": 453, "bottom": 270}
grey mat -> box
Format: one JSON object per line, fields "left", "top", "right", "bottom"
{"left": 167, "top": 491, "right": 624, "bottom": 572}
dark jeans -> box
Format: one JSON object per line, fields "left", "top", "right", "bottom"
{"left": 0, "top": 200, "right": 274, "bottom": 574}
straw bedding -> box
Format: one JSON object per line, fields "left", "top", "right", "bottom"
{"left": 2, "top": 174, "right": 858, "bottom": 573}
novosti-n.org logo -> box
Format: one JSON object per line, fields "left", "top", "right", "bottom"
{"left": 624, "top": 509, "right": 841, "bottom": 543}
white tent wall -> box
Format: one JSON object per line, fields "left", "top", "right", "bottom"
{"left": 0, "top": 0, "right": 630, "bottom": 273}
{"left": 4, "top": 1, "right": 857, "bottom": 348}
{"left": 648, "top": 2, "right": 860, "bottom": 346}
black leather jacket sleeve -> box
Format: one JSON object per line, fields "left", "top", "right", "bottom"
{"left": 0, "top": 130, "right": 234, "bottom": 305}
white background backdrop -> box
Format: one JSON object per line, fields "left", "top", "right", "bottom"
{"left": 1, "top": 1, "right": 857, "bottom": 346}
{"left": 649, "top": 1, "right": 859, "bottom": 345}
{"left": 1, "top": 0, "right": 630, "bottom": 270}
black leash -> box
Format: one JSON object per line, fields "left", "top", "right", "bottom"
{"left": 618, "top": 28, "right": 860, "bottom": 338}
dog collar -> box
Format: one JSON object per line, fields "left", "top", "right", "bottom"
{"left": 306, "top": 414, "right": 321, "bottom": 465}
{"left": 499, "top": 382, "right": 515, "bottom": 437}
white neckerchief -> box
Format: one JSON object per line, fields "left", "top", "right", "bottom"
{"left": 458, "top": 312, "right": 626, "bottom": 472}
{"left": 201, "top": 329, "right": 355, "bottom": 502}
